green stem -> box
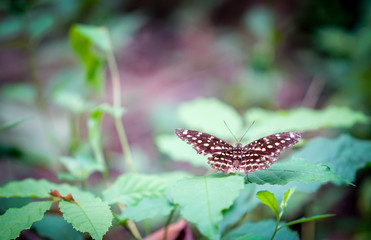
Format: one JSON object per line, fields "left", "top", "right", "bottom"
{"left": 164, "top": 205, "right": 177, "bottom": 240}
{"left": 270, "top": 211, "right": 283, "bottom": 240}
{"left": 106, "top": 32, "right": 135, "bottom": 173}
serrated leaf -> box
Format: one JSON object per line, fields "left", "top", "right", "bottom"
{"left": 0, "top": 201, "right": 52, "bottom": 240}
{"left": 256, "top": 191, "right": 279, "bottom": 218}
{"left": 102, "top": 173, "right": 176, "bottom": 206}
{"left": 0, "top": 179, "right": 113, "bottom": 240}
{"left": 156, "top": 134, "right": 209, "bottom": 167}
{"left": 119, "top": 198, "right": 173, "bottom": 222}
{"left": 177, "top": 98, "right": 244, "bottom": 140}
{"left": 293, "top": 134, "right": 371, "bottom": 183}
{"left": 248, "top": 158, "right": 345, "bottom": 185}
{"left": 280, "top": 187, "right": 295, "bottom": 211}
{"left": 279, "top": 214, "right": 335, "bottom": 229}
{"left": 59, "top": 192, "right": 112, "bottom": 240}
{"left": 222, "top": 219, "right": 299, "bottom": 240}
{"left": 0, "top": 179, "right": 56, "bottom": 198}
{"left": 171, "top": 174, "right": 244, "bottom": 240}
{"left": 33, "top": 215, "right": 83, "bottom": 240}
{"left": 244, "top": 106, "right": 368, "bottom": 141}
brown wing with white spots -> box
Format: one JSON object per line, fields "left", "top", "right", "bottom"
{"left": 238, "top": 132, "right": 302, "bottom": 174}
{"left": 175, "top": 129, "right": 233, "bottom": 156}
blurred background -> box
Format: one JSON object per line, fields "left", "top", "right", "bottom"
{"left": 0, "top": 0, "right": 370, "bottom": 239}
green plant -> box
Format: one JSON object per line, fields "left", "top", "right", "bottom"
{"left": 0, "top": 25, "right": 370, "bottom": 240}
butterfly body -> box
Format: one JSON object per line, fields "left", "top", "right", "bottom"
{"left": 175, "top": 128, "right": 301, "bottom": 175}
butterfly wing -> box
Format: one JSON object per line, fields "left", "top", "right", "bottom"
{"left": 175, "top": 129, "right": 235, "bottom": 173}
{"left": 175, "top": 128, "right": 233, "bottom": 155}
{"left": 238, "top": 132, "right": 302, "bottom": 174}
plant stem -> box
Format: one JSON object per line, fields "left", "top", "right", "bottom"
{"left": 106, "top": 30, "right": 135, "bottom": 173}
{"left": 164, "top": 205, "right": 177, "bottom": 240}
{"left": 270, "top": 211, "right": 283, "bottom": 240}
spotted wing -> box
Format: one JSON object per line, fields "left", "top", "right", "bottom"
{"left": 175, "top": 128, "right": 235, "bottom": 174}
{"left": 175, "top": 128, "right": 233, "bottom": 155}
{"left": 238, "top": 132, "right": 302, "bottom": 174}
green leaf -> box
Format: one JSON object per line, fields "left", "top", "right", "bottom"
{"left": 244, "top": 106, "right": 368, "bottom": 141}
{"left": 0, "top": 117, "right": 32, "bottom": 132}
{"left": 71, "top": 24, "right": 111, "bottom": 53}
{"left": 0, "top": 179, "right": 56, "bottom": 198}
{"left": 60, "top": 154, "right": 104, "bottom": 181}
{"left": 156, "top": 134, "right": 209, "bottom": 167}
{"left": 102, "top": 173, "right": 178, "bottom": 206}
{"left": 280, "top": 187, "right": 296, "bottom": 211}
{"left": 280, "top": 214, "right": 335, "bottom": 229}
{"left": 53, "top": 91, "right": 93, "bottom": 113}
{"left": 58, "top": 191, "right": 112, "bottom": 240}
{"left": 70, "top": 25, "right": 109, "bottom": 92}
{"left": 222, "top": 219, "right": 299, "bottom": 240}
{"left": 248, "top": 158, "right": 346, "bottom": 185}
{"left": 33, "top": 215, "right": 83, "bottom": 240}
{"left": 256, "top": 191, "right": 279, "bottom": 218}
{"left": 220, "top": 184, "right": 260, "bottom": 233}
{"left": 293, "top": 134, "right": 371, "bottom": 183}
{"left": 178, "top": 98, "right": 244, "bottom": 140}
{"left": 0, "top": 201, "right": 52, "bottom": 240}
{"left": 0, "top": 179, "right": 112, "bottom": 239}
{"left": 119, "top": 198, "right": 173, "bottom": 222}
{"left": 171, "top": 174, "right": 244, "bottom": 240}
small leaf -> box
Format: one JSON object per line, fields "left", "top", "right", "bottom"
{"left": 171, "top": 174, "right": 244, "bottom": 240}
{"left": 280, "top": 187, "right": 296, "bottom": 211}
{"left": 280, "top": 214, "right": 335, "bottom": 229}
{"left": 244, "top": 106, "right": 368, "bottom": 141}
{"left": 0, "top": 201, "right": 52, "bottom": 240}
{"left": 249, "top": 158, "right": 346, "bottom": 185}
{"left": 53, "top": 91, "right": 93, "bottom": 113}
{"left": 69, "top": 24, "right": 109, "bottom": 92}
{"left": 60, "top": 154, "right": 104, "bottom": 181}
{"left": 72, "top": 24, "right": 111, "bottom": 52}
{"left": 223, "top": 219, "right": 299, "bottom": 240}
{"left": 102, "top": 173, "right": 177, "bottom": 206}
{"left": 256, "top": 191, "right": 279, "bottom": 218}
{"left": 177, "top": 98, "right": 244, "bottom": 140}
{"left": 119, "top": 198, "right": 173, "bottom": 222}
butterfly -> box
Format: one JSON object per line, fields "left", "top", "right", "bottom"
{"left": 175, "top": 129, "right": 301, "bottom": 175}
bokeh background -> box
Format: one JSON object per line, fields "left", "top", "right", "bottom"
{"left": 1, "top": 0, "right": 371, "bottom": 239}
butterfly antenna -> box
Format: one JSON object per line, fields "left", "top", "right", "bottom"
{"left": 238, "top": 120, "right": 256, "bottom": 142}
{"left": 223, "top": 121, "right": 238, "bottom": 142}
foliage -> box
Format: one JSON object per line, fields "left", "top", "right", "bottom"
{"left": 1, "top": 5, "right": 371, "bottom": 238}
{"left": 0, "top": 179, "right": 112, "bottom": 240}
